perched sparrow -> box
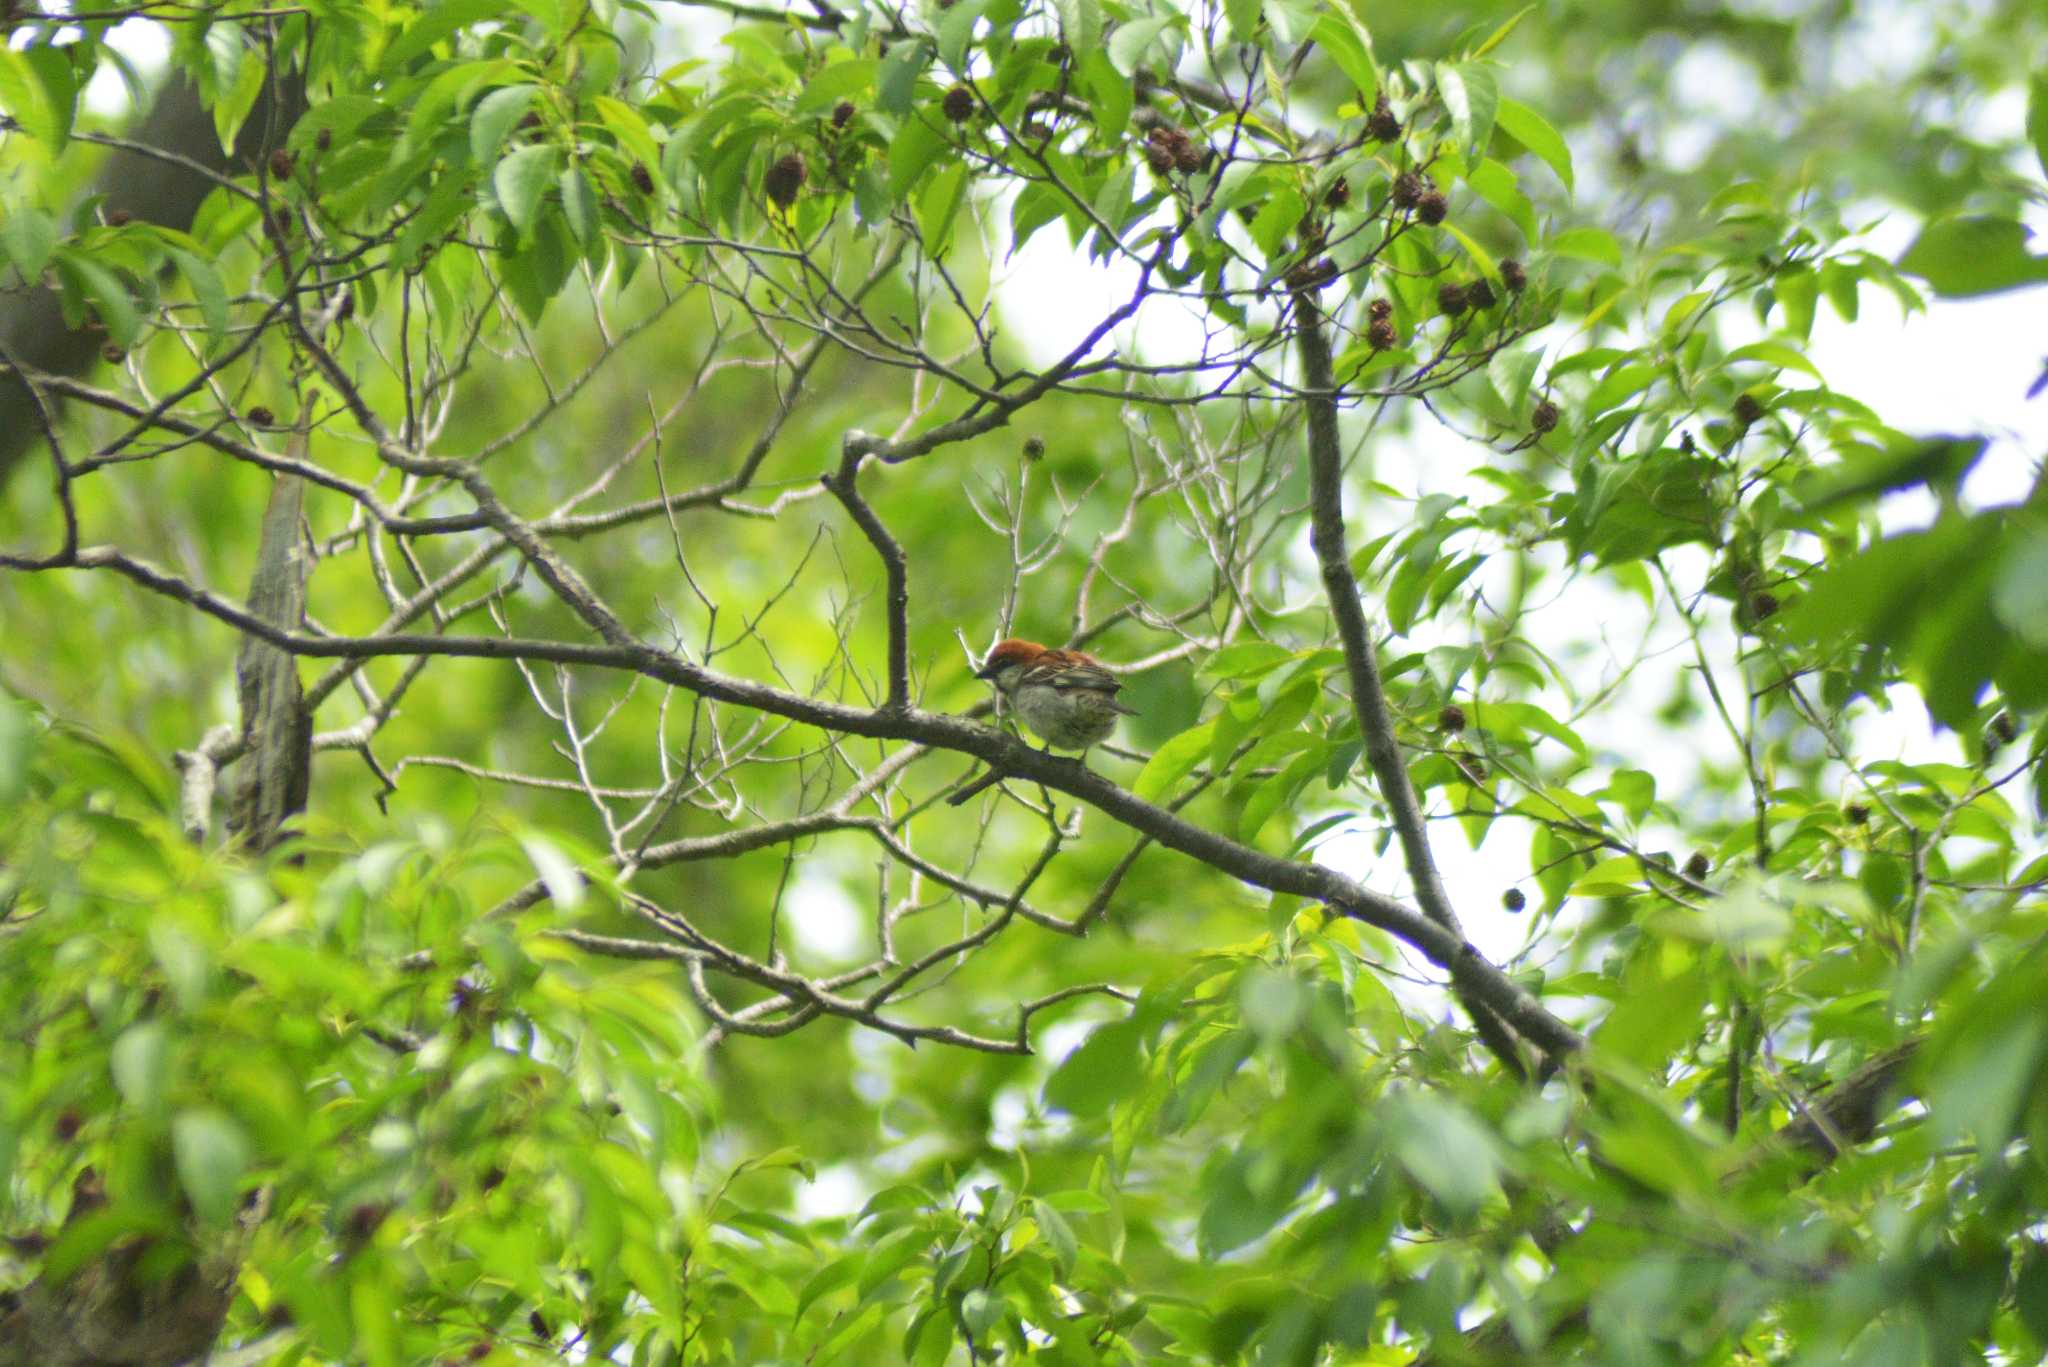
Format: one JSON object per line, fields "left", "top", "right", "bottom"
{"left": 976, "top": 638, "right": 1135, "bottom": 754}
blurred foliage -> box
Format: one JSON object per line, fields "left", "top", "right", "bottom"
{"left": 2, "top": 0, "right": 2046, "bottom": 1364}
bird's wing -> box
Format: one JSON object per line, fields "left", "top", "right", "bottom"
{"left": 1038, "top": 657, "right": 1138, "bottom": 713}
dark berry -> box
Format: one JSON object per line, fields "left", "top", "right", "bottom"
{"left": 1749, "top": 590, "right": 1779, "bottom": 621}
{"left": 1144, "top": 140, "right": 1175, "bottom": 174}
{"left": 1732, "top": 392, "right": 1764, "bottom": 426}
{"left": 1464, "top": 278, "right": 1496, "bottom": 310}
{"left": 630, "top": 161, "right": 654, "bottom": 194}
{"left": 1367, "top": 317, "right": 1397, "bottom": 350}
{"left": 1367, "top": 94, "right": 1401, "bottom": 143}
{"left": 1502, "top": 887, "right": 1526, "bottom": 913}
{"left": 54, "top": 1108, "right": 83, "bottom": 1141}
{"left": 1846, "top": 803, "right": 1870, "bottom": 825}
{"left": 106, "top": 208, "right": 133, "bottom": 227}
{"left": 315, "top": 127, "right": 332, "bottom": 152}
{"left": 1417, "top": 189, "right": 1448, "bottom": 225}
{"left": 346, "top": 1203, "right": 385, "bottom": 1239}
{"left": 100, "top": 344, "right": 125, "bottom": 364}
{"left": 1684, "top": 852, "right": 1710, "bottom": 880}
{"left": 1530, "top": 399, "right": 1559, "bottom": 433}
{"left": 1369, "top": 298, "right": 1392, "bottom": 321}
{"left": 1174, "top": 140, "right": 1206, "bottom": 174}
{"left": 764, "top": 152, "right": 806, "bottom": 208}
{"left": 1988, "top": 710, "right": 2017, "bottom": 744}
{"left": 467, "top": 1344, "right": 492, "bottom": 1362}
{"left": 942, "top": 84, "right": 975, "bottom": 123}
{"left": 832, "top": 100, "right": 857, "bottom": 130}
{"left": 1286, "top": 257, "right": 1337, "bottom": 293}
{"left": 480, "top": 1166, "right": 507, "bottom": 1192}
{"left": 517, "top": 112, "right": 541, "bottom": 132}
{"left": 1437, "top": 282, "right": 1468, "bottom": 316}
{"left": 1437, "top": 704, "right": 1466, "bottom": 732}
{"left": 1022, "top": 435, "right": 1046, "bottom": 461}
{"left": 247, "top": 406, "right": 275, "bottom": 427}
{"left": 1391, "top": 171, "right": 1423, "bottom": 209}
{"left": 269, "top": 148, "right": 295, "bottom": 180}
{"left": 1500, "top": 258, "right": 1527, "bottom": 292}
{"left": 1324, "top": 176, "right": 1350, "bottom": 209}
{"left": 529, "top": 1311, "right": 551, "bottom": 1341}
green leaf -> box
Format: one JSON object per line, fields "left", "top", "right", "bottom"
{"left": 1465, "top": 158, "right": 1535, "bottom": 243}
{"left": 470, "top": 84, "right": 539, "bottom": 165}
{"left": 0, "top": 203, "right": 58, "bottom": 278}
{"left": 1897, "top": 216, "right": 2048, "bottom": 298}
{"left": 1595, "top": 940, "right": 1709, "bottom": 1069}
{"left": 792, "top": 58, "right": 878, "bottom": 118}
{"left": 1044, "top": 1018, "right": 1142, "bottom": 1116}
{"left": 493, "top": 144, "right": 558, "bottom": 235}
{"left": 166, "top": 248, "right": 228, "bottom": 351}
{"left": 1725, "top": 340, "right": 1822, "bottom": 382}
{"left": 877, "top": 38, "right": 929, "bottom": 117}
{"left": 173, "top": 1108, "right": 253, "bottom": 1226}
{"left": 1134, "top": 719, "right": 1214, "bottom": 801}
{"left": 559, "top": 166, "right": 595, "bottom": 245}
{"left": 1108, "top": 16, "right": 1175, "bottom": 78}
{"left": 1224, "top": 0, "right": 1262, "bottom": 44}
{"left": 1055, "top": 0, "right": 1105, "bottom": 52}
{"left": 1549, "top": 225, "right": 1617, "bottom": 266}
{"left": 53, "top": 248, "right": 141, "bottom": 347}
{"left": 1437, "top": 63, "right": 1498, "bottom": 162}
{"left": 1389, "top": 1094, "right": 1499, "bottom": 1216}
{"left": 0, "top": 47, "right": 65, "bottom": 150}
{"left": 519, "top": 831, "right": 583, "bottom": 909}
{"left": 2028, "top": 69, "right": 2048, "bottom": 183}
{"left": 112, "top": 1021, "right": 170, "bottom": 1118}
{"left": 19, "top": 45, "right": 77, "bottom": 151}
{"left": 382, "top": 0, "right": 509, "bottom": 70}
{"left": 1496, "top": 96, "right": 1571, "bottom": 193}
{"left": 1571, "top": 855, "right": 1646, "bottom": 897}
{"left": 1310, "top": 14, "right": 1376, "bottom": 104}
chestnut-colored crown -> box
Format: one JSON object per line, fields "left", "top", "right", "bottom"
{"left": 977, "top": 638, "right": 1047, "bottom": 678}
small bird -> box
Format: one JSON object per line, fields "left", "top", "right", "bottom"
{"left": 976, "top": 638, "right": 1136, "bottom": 755}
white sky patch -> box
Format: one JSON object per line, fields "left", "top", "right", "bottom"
{"left": 785, "top": 867, "right": 866, "bottom": 962}
{"left": 791, "top": 1161, "right": 868, "bottom": 1221}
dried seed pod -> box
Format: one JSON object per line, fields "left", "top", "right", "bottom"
{"left": 1391, "top": 171, "right": 1424, "bottom": 208}
{"left": 1324, "top": 176, "right": 1350, "bottom": 209}
{"left": 1502, "top": 887, "right": 1527, "bottom": 912}
{"left": 1417, "top": 189, "right": 1448, "bottom": 224}
{"left": 106, "top": 208, "right": 133, "bottom": 227}
{"left": 630, "top": 161, "right": 654, "bottom": 194}
{"left": 832, "top": 99, "right": 857, "bottom": 129}
{"left": 269, "top": 148, "right": 295, "bottom": 179}
{"left": 1733, "top": 392, "right": 1765, "bottom": 426}
{"left": 100, "top": 343, "right": 125, "bottom": 364}
{"left": 1846, "top": 802, "right": 1870, "bottom": 825}
{"left": 1369, "top": 298, "right": 1393, "bottom": 321}
{"left": 1437, "top": 704, "right": 1466, "bottom": 732}
{"left": 1749, "top": 590, "right": 1780, "bottom": 621}
{"left": 1437, "top": 282, "right": 1468, "bottom": 316}
{"left": 1531, "top": 399, "right": 1560, "bottom": 433}
{"left": 1022, "top": 435, "right": 1046, "bottom": 461}
{"left": 942, "top": 83, "right": 975, "bottom": 123}
{"left": 1173, "top": 138, "right": 1206, "bottom": 174}
{"left": 247, "top": 406, "right": 275, "bottom": 426}
{"left": 315, "top": 127, "right": 333, "bottom": 152}
{"left": 1366, "top": 317, "right": 1397, "bottom": 350}
{"left": 1684, "top": 852, "right": 1711, "bottom": 879}
{"left": 1500, "top": 258, "right": 1527, "bottom": 292}
{"left": 1144, "top": 140, "right": 1175, "bottom": 174}
{"left": 1464, "top": 278, "right": 1496, "bottom": 311}
{"left": 764, "top": 152, "right": 807, "bottom": 208}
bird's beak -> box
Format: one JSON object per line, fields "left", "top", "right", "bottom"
{"left": 974, "top": 663, "right": 997, "bottom": 680}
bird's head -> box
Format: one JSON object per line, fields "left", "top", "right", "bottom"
{"left": 976, "top": 638, "right": 1047, "bottom": 686}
